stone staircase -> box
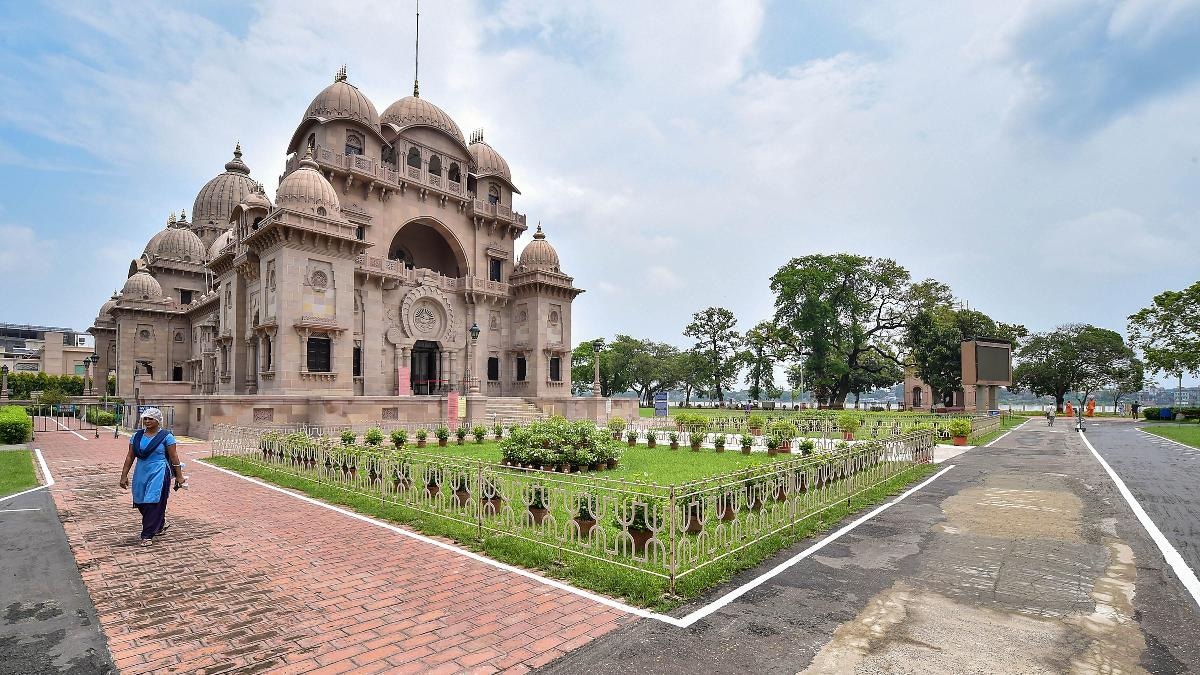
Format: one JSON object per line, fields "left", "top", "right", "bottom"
{"left": 483, "top": 397, "right": 545, "bottom": 425}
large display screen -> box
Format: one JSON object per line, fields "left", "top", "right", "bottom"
{"left": 976, "top": 344, "right": 1011, "bottom": 383}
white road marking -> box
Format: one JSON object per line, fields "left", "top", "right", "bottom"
{"left": 48, "top": 417, "right": 87, "bottom": 441}
{"left": 984, "top": 419, "right": 1029, "bottom": 448}
{"left": 0, "top": 486, "right": 47, "bottom": 505}
{"left": 34, "top": 448, "right": 55, "bottom": 487}
{"left": 0, "top": 508, "right": 40, "bottom": 513}
{"left": 198, "top": 456, "right": 955, "bottom": 628}
{"left": 1135, "top": 427, "right": 1199, "bottom": 453}
{"left": 670, "top": 464, "right": 956, "bottom": 628}
{"left": 1078, "top": 430, "right": 1200, "bottom": 610}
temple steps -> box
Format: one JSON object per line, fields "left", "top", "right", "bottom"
{"left": 482, "top": 397, "right": 545, "bottom": 425}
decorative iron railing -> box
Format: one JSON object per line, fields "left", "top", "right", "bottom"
{"left": 631, "top": 412, "right": 999, "bottom": 441}
{"left": 209, "top": 425, "right": 935, "bottom": 593}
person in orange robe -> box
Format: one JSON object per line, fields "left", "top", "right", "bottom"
{"left": 1086, "top": 399, "right": 1096, "bottom": 417}
{"left": 1064, "top": 401, "right": 1075, "bottom": 417}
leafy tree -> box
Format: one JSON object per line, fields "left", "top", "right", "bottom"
{"left": 1128, "top": 281, "right": 1200, "bottom": 390}
{"left": 683, "top": 307, "right": 743, "bottom": 403}
{"left": 848, "top": 349, "right": 904, "bottom": 406}
{"left": 1107, "top": 358, "right": 1146, "bottom": 410}
{"left": 1013, "top": 324, "right": 1138, "bottom": 412}
{"left": 906, "top": 305, "right": 1026, "bottom": 408}
{"left": 571, "top": 338, "right": 620, "bottom": 397}
{"left": 609, "top": 335, "right": 679, "bottom": 406}
{"left": 741, "top": 321, "right": 781, "bottom": 401}
{"left": 673, "top": 350, "right": 711, "bottom": 406}
{"left": 770, "top": 254, "right": 912, "bottom": 407}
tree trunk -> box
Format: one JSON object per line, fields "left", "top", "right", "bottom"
{"left": 1055, "top": 393, "right": 1064, "bottom": 412}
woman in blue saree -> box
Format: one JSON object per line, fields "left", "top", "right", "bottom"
{"left": 118, "top": 408, "right": 185, "bottom": 546}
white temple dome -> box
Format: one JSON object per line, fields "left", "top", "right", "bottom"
{"left": 192, "top": 144, "right": 257, "bottom": 226}
{"left": 517, "top": 225, "right": 560, "bottom": 271}
{"left": 122, "top": 272, "right": 163, "bottom": 300}
{"left": 276, "top": 149, "right": 343, "bottom": 218}
{"left": 144, "top": 222, "right": 205, "bottom": 263}
{"left": 381, "top": 96, "right": 465, "bottom": 145}
{"left": 469, "top": 139, "right": 513, "bottom": 184}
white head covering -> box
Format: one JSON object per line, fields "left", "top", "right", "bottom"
{"left": 140, "top": 407, "right": 164, "bottom": 425}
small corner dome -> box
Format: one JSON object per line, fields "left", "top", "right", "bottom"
{"left": 517, "top": 225, "right": 560, "bottom": 271}
{"left": 469, "top": 138, "right": 518, "bottom": 193}
{"left": 98, "top": 294, "right": 120, "bottom": 319}
{"left": 208, "top": 229, "right": 234, "bottom": 259}
{"left": 192, "top": 144, "right": 257, "bottom": 226}
{"left": 276, "top": 150, "right": 343, "bottom": 218}
{"left": 288, "top": 67, "right": 381, "bottom": 152}
{"left": 144, "top": 223, "right": 205, "bottom": 263}
{"left": 122, "top": 272, "right": 163, "bottom": 300}
{"left": 381, "top": 96, "right": 465, "bottom": 145}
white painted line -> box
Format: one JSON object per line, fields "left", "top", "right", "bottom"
{"left": 34, "top": 448, "right": 55, "bottom": 487}
{"left": 670, "top": 464, "right": 957, "bottom": 628}
{"left": 49, "top": 418, "right": 87, "bottom": 441}
{"left": 194, "top": 458, "right": 678, "bottom": 624}
{"left": 1078, "top": 430, "right": 1200, "bottom": 610}
{"left": 984, "top": 419, "right": 1028, "bottom": 448}
{"left": 0, "top": 485, "right": 48, "bottom": 505}
{"left": 1136, "top": 427, "right": 1200, "bottom": 452}
{"left": 0, "top": 508, "right": 40, "bottom": 513}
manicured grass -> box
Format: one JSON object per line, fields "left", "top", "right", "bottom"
{"left": 0, "top": 450, "right": 39, "bottom": 497}
{"left": 205, "top": 454, "right": 940, "bottom": 610}
{"left": 968, "top": 415, "right": 1026, "bottom": 446}
{"left": 1143, "top": 425, "right": 1200, "bottom": 449}
{"left": 379, "top": 440, "right": 784, "bottom": 484}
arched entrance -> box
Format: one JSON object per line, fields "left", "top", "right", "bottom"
{"left": 411, "top": 340, "right": 441, "bottom": 394}
{"left": 388, "top": 220, "right": 469, "bottom": 277}
{"left": 912, "top": 386, "right": 923, "bottom": 409}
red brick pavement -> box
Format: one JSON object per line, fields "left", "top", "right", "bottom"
{"left": 35, "top": 432, "right": 634, "bottom": 674}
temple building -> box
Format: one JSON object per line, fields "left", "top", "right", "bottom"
{"left": 90, "top": 68, "right": 623, "bottom": 436}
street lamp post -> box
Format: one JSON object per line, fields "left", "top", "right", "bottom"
{"left": 85, "top": 353, "right": 99, "bottom": 396}
{"left": 591, "top": 338, "right": 605, "bottom": 397}
{"left": 467, "top": 322, "right": 481, "bottom": 394}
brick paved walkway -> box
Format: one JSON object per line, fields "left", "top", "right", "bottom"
{"left": 35, "top": 431, "right": 633, "bottom": 674}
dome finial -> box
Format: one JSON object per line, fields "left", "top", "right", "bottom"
{"left": 534, "top": 222, "right": 545, "bottom": 239}
{"left": 168, "top": 212, "right": 176, "bottom": 226}
{"left": 179, "top": 208, "right": 187, "bottom": 222}
{"left": 413, "top": 0, "right": 420, "bottom": 98}
{"left": 233, "top": 142, "right": 242, "bottom": 158}
{"left": 335, "top": 64, "right": 348, "bottom": 83}
{"left": 299, "top": 145, "right": 319, "bottom": 170}
{"left": 469, "top": 128, "right": 484, "bottom": 145}
{"left": 224, "top": 143, "right": 251, "bottom": 174}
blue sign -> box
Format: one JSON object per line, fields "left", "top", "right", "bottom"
{"left": 654, "top": 392, "right": 669, "bottom": 417}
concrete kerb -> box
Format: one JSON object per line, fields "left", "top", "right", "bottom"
{"left": 1135, "top": 426, "right": 1200, "bottom": 452}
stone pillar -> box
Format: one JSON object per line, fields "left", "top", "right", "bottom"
{"left": 466, "top": 392, "right": 486, "bottom": 426}
{"left": 975, "top": 385, "right": 987, "bottom": 413}
{"left": 987, "top": 385, "right": 998, "bottom": 411}
{"left": 448, "top": 350, "right": 458, "bottom": 392}
{"left": 397, "top": 346, "right": 411, "bottom": 396}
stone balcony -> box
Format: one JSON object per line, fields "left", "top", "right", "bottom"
{"left": 286, "top": 144, "right": 527, "bottom": 230}
{"left": 353, "top": 255, "right": 511, "bottom": 299}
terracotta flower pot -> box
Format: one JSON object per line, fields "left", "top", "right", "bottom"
{"left": 685, "top": 506, "right": 704, "bottom": 534}
{"left": 426, "top": 484, "right": 440, "bottom": 498}
{"left": 628, "top": 439, "right": 636, "bottom": 447}
{"left": 647, "top": 439, "right": 657, "bottom": 448}
{"left": 454, "top": 488, "right": 471, "bottom": 507}
{"left": 741, "top": 447, "right": 752, "bottom": 455}
{"left": 578, "top": 464, "right": 589, "bottom": 473}
{"left": 417, "top": 439, "right": 427, "bottom": 448}
{"left": 690, "top": 442, "right": 702, "bottom": 452}
{"left": 528, "top": 506, "right": 549, "bottom": 526}
{"left": 439, "top": 438, "right": 448, "bottom": 447}
{"left": 457, "top": 438, "right": 465, "bottom": 445}
{"left": 607, "top": 459, "right": 618, "bottom": 470}
{"left": 953, "top": 436, "right": 967, "bottom": 446}
{"left": 589, "top": 462, "right": 602, "bottom": 471}
{"left": 717, "top": 495, "right": 737, "bottom": 521}
{"left": 574, "top": 517, "right": 597, "bottom": 538}
{"left": 483, "top": 497, "right": 503, "bottom": 515}
{"left": 670, "top": 442, "right": 679, "bottom": 450}
{"left": 714, "top": 445, "right": 725, "bottom": 453}
{"left": 775, "top": 487, "right": 788, "bottom": 502}
{"left": 628, "top": 528, "right": 653, "bottom": 555}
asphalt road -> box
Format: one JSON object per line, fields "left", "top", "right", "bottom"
{"left": 0, "top": 487, "right": 114, "bottom": 675}
{"left": 540, "top": 421, "right": 1200, "bottom": 673}
{"left": 1085, "top": 422, "right": 1200, "bottom": 575}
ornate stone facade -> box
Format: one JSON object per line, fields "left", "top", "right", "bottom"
{"left": 90, "top": 69, "right": 585, "bottom": 423}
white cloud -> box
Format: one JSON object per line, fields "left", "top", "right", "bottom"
{"left": 0, "top": 225, "right": 54, "bottom": 279}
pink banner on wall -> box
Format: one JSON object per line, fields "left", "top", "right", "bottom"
{"left": 447, "top": 391, "right": 460, "bottom": 421}
{"left": 398, "top": 366, "right": 411, "bottom": 396}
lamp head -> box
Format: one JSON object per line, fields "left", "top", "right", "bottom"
{"left": 469, "top": 322, "right": 480, "bottom": 342}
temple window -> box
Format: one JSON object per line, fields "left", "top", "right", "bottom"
{"left": 488, "top": 183, "right": 500, "bottom": 205}
{"left": 488, "top": 258, "right": 502, "bottom": 283}
{"left": 448, "top": 163, "right": 461, "bottom": 183}
{"left": 307, "top": 132, "right": 316, "bottom": 150}
{"left": 428, "top": 154, "right": 442, "bottom": 177}
{"left": 179, "top": 289, "right": 193, "bottom": 305}
{"left": 487, "top": 357, "right": 499, "bottom": 382}
{"left": 172, "top": 365, "right": 184, "bottom": 381}
{"left": 307, "top": 336, "right": 332, "bottom": 372}
{"left": 345, "top": 132, "right": 363, "bottom": 156}
{"left": 316, "top": 207, "right": 327, "bottom": 217}
{"left": 407, "top": 147, "right": 421, "bottom": 169}
{"left": 353, "top": 345, "right": 362, "bottom": 377}
{"left": 516, "top": 357, "right": 527, "bottom": 382}
{"left": 381, "top": 144, "right": 395, "bottom": 167}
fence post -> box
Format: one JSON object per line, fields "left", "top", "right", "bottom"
{"left": 476, "top": 462, "right": 484, "bottom": 541}
{"left": 668, "top": 484, "right": 677, "bottom": 596}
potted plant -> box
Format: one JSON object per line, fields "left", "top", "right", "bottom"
{"left": 425, "top": 465, "right": 442, "bottom": 498}
{"left": 717, "top": 489, "right": 738, "bottom": 521}
{"left": 415, "top": 428, "right": 428, "bottom": 448}
{"left": 766, "top": 436, "right": 780, "bottom": 456}
{"left": 713, "top": 434, "right": 726, "bottom": 453}
{"left": 390, "top": 429, "right": 407, "bottom": 448}
{"left": 681, "top": 491, "right": 705, "bottom": 534}
{"left": 740, "top": 434, "right": 753, "bottom": 455}
{"left": 799, "top": 438, "right": 815, "bottom": 456}
{"left": 472, "top": 425, "right": 488, "bottom": 444}
{"left": 452, "top": 473, "right": 472, "bottom": 507}
{"left": 574, "top": 494, "right": 598, "bottom": 538}
{"left": 340, "top": 430, "right": 356, "bottom": 446}
{"left": 608, "top": 418, "right": 626, "bottom": 440}
{"left": 668, "top": 431, "right": 679, "bottom": 450}
{"left": 615, "top": 497, "right": 661, "bottom": 555}
{"left": 947, "top": 418, "right": 972, "bottom": 446}
{"left": 364, "top": 427, "right": 384, "bottom": 446}
{"left": 391, "top": 458, "right": 412, "bottom": 491}
{"left": 526, "top": 483, "right": 550, "bottom": 525}
{"left": 493, "top": 422, "right": 504, "bottom": 440}
{"left": 688, "top": 418, "right": 709, "bottom": 451}
{"left": 436, "top": 425, "right": 450, "bottom": 447}
{"left": 603, "top": 443, "right": 620, "bottom": 470}
{"left": 745, "top": 471, "right": 766, "bottom": 511}
{"left": 456, "top": 426, "right": 467, "bottom": 445}
{"left": 626, "top": 429, "right": 638, "bottom": 447}
{"left": 769, "top": 420, "right": 794, "bottom": 452}
{"left": 747, "top": 413, "right": 766, "bottom": 435}
{"left": 646, "top": 429, "right": 658, "bottom": 448}
{"left": 837, "top": 412, "right": 861, "bottom": 440}
{"left": 481, "top": 474, "right": 503, "bottom": 514}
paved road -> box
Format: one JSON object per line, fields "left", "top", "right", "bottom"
{"left": 34, "top": 432, "right": 633, "bottom": 674}
{"left": 0, "top": 486, "right": 114, "bottom": 675}
{"left": 541, "top": 421, "right": 1200, "bottom": 673}
{"left": 1086, "top": 422, "right": 1200, "bottom": 575}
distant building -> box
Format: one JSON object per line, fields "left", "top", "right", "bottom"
{"left": 1174, "top": 388, "right": 1199, "bottom": 406}
{"left": 0, "top": 323, "right": 94, "bottom": 376}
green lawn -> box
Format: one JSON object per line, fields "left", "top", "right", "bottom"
{"left": 1143, "top": 425, "right": 1200, "bottom": 449}
{"left": 206, "top": 453, "right": 939, "bottom": 610}
{"left": 967, "top": 415, "right": 1026, "bottom": 446}
{"left": 365, "top": 440, "right": 785, "bottom": 484}
{"left": 0, "top": 450, "right": 39, "bottom": 497}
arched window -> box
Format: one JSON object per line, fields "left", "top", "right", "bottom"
{"left": 345, "top": 133, "right": 363, "bottom": 156}
{"left": 381, "top": 144, "right": 394, "bottom": 167}
{"left": 428, "top": 154, "right": 442, "bottom": 176}
{"left": 407, "top": 147, "right": 421, "bottom": 169}
{"left": 306, "top": 133, "right": 316, "bottom": 150}
{"left": 448, "top": 163, "right": 461, "bottom": 183}
{"left": 488, "top": 183, "right": 500, "bottom": 205}
{"left": 316, "top": 206, "right": 327, "bottom": 217}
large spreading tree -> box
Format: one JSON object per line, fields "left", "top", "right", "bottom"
{"left": 905, "top": 305, "right": 1027, "bottom": 408}
{"left": 683, "top": 307, "right": 743, "bottom": 403}
{"left": 1128, "top": 281, "right": 1200, "bottom": 391}
{"left": 769, "top": 254, "right": 913, "bottom": 407}
{"left": 741, "top": 320, "right": 782, "bottom": 401}
{"left": 1013, "top": 324, "right": 1138, "bottom": 411}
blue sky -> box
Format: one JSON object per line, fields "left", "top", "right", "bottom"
{"left": 2, "top": 0, "right": 1199, "bottom": 385}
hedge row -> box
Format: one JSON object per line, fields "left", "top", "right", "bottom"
{"left": 0, "top": 405, "right": 33, "bottom": 444}
{"left": 3, "top": 373, "right": 86, "bottom": 399}
{"left": 1143, "top": 407, "right": 1200, "bottom": 421}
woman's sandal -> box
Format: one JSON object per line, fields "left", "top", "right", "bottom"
{"left": 159, "top": 523, "right": 171, "bottom": 535}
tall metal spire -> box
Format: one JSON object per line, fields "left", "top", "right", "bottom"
{"left": 413, "top": 0, "right": 420, "bottom": 97}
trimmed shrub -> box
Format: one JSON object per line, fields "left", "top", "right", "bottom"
{"left": 0, "top": 405, "right": 33, "bottom": 444}
{"left": 947, "top": 418, "right": 972, "bottom": 438}
{"left": 364, "top": 427, "right": 384, "bottom": 445}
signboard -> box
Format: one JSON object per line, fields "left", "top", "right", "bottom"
{"left": 654, "top": 392, "right": 668, "bottom": 417}
{"left": 961, "top": 340, "right": 1013, "bottom": 386}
